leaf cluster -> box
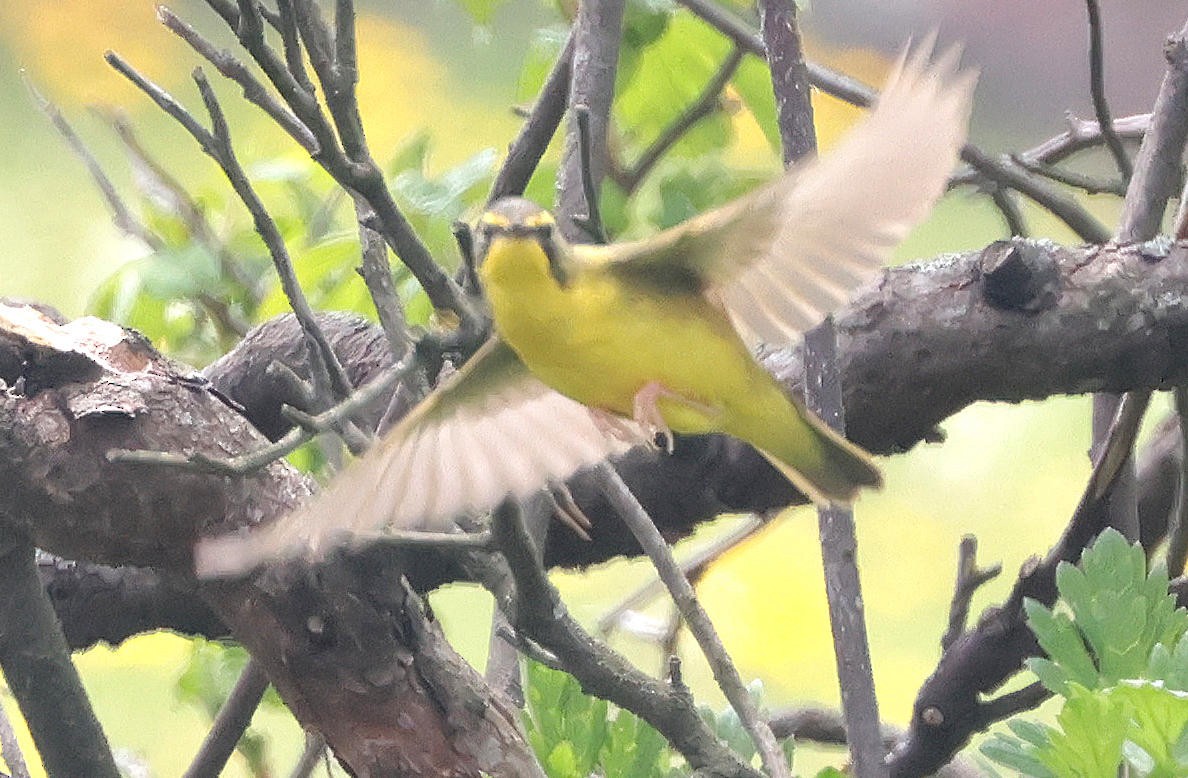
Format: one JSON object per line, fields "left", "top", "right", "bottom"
{"left": 982, "top": 529, "right": 1188, "bottom": 778}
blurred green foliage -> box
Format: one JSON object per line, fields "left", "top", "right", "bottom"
{"left": 524, "top": 660, "right": 838, "bottom": 776}
{"left": 982, "top": 530, "right": 1188, "bottom": 778}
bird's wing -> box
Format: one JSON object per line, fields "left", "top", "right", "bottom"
{"left": 599, "top": 39, "right": 975, "bottom": 347}
{"left": 194, "top": 337, "right": 643, "bottom": 577}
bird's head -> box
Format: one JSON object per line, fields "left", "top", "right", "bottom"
{"left": 475, "top": 197, "right": 572, "bottom": 288}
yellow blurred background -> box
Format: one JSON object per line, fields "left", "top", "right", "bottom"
{"left": 1, "top": 0, "right": 1179, "bottom": 774}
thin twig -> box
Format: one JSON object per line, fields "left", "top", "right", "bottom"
{"left": 287, "top": 731, "right": 327, "bottom": 778}
{"left": 987, "top": 184, "right": 1028, "bottom": 237}
{"left": 597, "top": 515, "right": 765, "bottom": 637}
{"left": 488, "top": 498, "right": 762, "bottom": 777}
{"left": 158, "top": 5, "right": 317, "bottom": 152}
{"left": 761, "top": 1, "right": 882, "bottom": 771}
{"left": 197, "top": 67, "right": 355, "bottom": 398}
{"left": 109, "top": 357, "right": 410, "bottom": 474}
{"left": 0, "top": 694, "right": 30, "bottom": 778}
{"left": 181, "top": 659, "right": 270, "bottom": 778}
{"left": 555, "top": 0, "right": 625, "bottom": 242}
{"left": 622, "top": 46, "right": 745, "bottom": 191}
{"left": 1115, "top": 20, "right": 1188, "bottom": 244}
{"left": 761, "top": 0, "right": 815, "bottom": 166}
{"left": 489, "top": 31, "right": 575, "bottom": 202}
{"left": 941, "top": 536, "right": 1001, "bottom": 651}
{"left": 1010, "top": 154, "right": 1127, "bottom": 197}
{"left": 353, "top": 200, "right": 413, "bottom": 359}
{"left": 101, "top": 107, "right": 263, "bottom": 308}
{"left": 673, "top": 0, "right": 874, "bottom": 107}
{"left": 952, "top": 113, "right": 1149, "bottom": 189}
{"left": 593, "top": 463, "right": 789, "bottom": 778}
{"left": 571, "top": 105, "right": 609, "bottom": 243}
{"left": 959, "top": 145, "right": 1112, "bottom": 243}
{"left": 104, "top": 53, "right": 356, "bottom": 410}
{"left": 27, "top": 83, "right": 162, "bottom": 251}
{"left": 1167, "top": 387, "right": 1188, "bottom": 577}
{"left": 1084, "top": 0, "right": 1133, "bottom": 180}
{"left": 196, "top": 0, "right": 477, "bottom": 326}
{"left": 805, "top": 321, "right": 886, "bottom": 778}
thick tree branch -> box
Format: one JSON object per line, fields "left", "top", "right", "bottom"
{"left": 0, "top": 304, "right": 534, "bottom": 777}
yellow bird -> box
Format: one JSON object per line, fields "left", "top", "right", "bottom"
{"left": 195, "top": 43, "right": 975, "bottom": 577}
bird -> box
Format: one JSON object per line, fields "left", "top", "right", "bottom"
{"left": 194, "top": 41, "right": 975, "bottom": 578}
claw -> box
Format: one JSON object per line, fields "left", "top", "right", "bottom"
{"left": 589, "top": 407, "right": 652, "bottom": 448}
{"left": 548, "top": 483, "right": 593, "bottom": 541}
{"left": 633, "top": 381, "right": 676, "bottom": 454}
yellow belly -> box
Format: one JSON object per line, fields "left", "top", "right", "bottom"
{"left": 482, "top": 239, "right": 774, "bottom": 435}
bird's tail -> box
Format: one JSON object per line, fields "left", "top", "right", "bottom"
{"left": 732, "top": 395, "right": 882, "bottom": 507}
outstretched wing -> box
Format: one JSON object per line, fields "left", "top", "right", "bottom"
{"left": 600, "top": 39, "right": 976, "bottom": 347}
{"left": 194, "top": 338, "right": 641, "bottom": 577}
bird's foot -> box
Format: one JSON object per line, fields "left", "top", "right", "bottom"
{"left": 633, "top": 381, "right": 679, "bottom": 454}
{"left": 589, "top": 407, "right": 649, "bottom": 447}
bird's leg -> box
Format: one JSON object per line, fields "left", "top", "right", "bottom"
{"left": 632, "top": 381, "right": 718, "bottom": 455}
{"left": 632, "top": 381, "right": 676, "bottom": 453}
{"left": 589, "top": 407, "right": 653, "bottom": 448}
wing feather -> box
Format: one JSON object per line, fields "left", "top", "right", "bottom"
{"left": 603, "top": 39, "right": 975, "bottom": 348}
{"left": 194, "top": 338, "right": 641, "bottom": 577}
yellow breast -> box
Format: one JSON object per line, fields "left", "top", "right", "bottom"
{"left": 478, "top": 235, "right": 772, "bottom": 432}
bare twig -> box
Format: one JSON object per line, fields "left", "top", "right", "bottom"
{"left": 110, "top": 356, "right": 409, "bottom": 474}
{"left": 941, "top": 536, "right": 1002, "bottom": 650}
{"left": 597, "top": 515, "right": 765, "bottom": 637}
{"left": 593, "top": 464, "right": 789, "bottom": 778}
{"left": 353, "top": 201, "right": 413, "bottom": 360}
{"left": 761, "top": 0, "right": 815, "bottom": 166}
{"left": 889, "top": 389, "right": 1152, "bottom": 776}
{"left": 158, "top": 5, "right": 317, "bottom": 152}
{"left": 1084, "top": 0, "right": 1133, "bottom": 180}
{"left": 0, "top": 533, "right": 119, "bottom": 778}
{"left": 287, "top": 731, "right": 327, "bottom": 778}
{"left": 489, "top": 31, "right": 575, "bottom": 202}
{"left": 28, "top": 84, "right": 162, "bottom": 251}
{"left": 181, "top": 659, "right": 270, "bottom": 778}
{"left": 188, "top": 0, "right": 477, "bottom": 327}
{"left": 805, "top": 320, "right": 886, "bottom": 778}
{"left": 960, "top": 146, "right": 1112, "bottom": 243}
{"left": 1010, "top": 154, "right": 1127, "bottom": 196}
{"left": 571, "top": 105, "right": 609, "bottom": 243}
{"left": 987, "top": 184, "right": 1028, "bottom": 236}
{"left": 1116, "top": 20, "right": 1188, "bottom": 243}
{"left": 952, "top": 113, "right": 1149, "bottom": 189}
{"left": 674, "top": 0, "right": 874, "bottom": 107}
{"left": 622, "top": 47, "right": 745, "bottom": 191}
{"left": 105, "top": 53, "right": 357, "bottom": 412}
{"left": 0, "top": 694, "right": 30, "bottom": 778}
{"left": 555, "top": 0, "right": 625, "bottom": 242}
{"left": 488, "top": 497, "right": 762, "bottom": 777}
{"left": 760, "top": 1, "right": 882, "bottom": 772}
{"left": 1168, "top": 387, "right": 1188, "bottom": 577}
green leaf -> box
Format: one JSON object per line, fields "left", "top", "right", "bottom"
{"left": 1024, "top": 598, "right": 1097, "bottom": 693}
{"left": 1032, "top": 687, "right": 1125, "bottom": 776}
{"left": 615, "top": 14, "right": 735, "bottom": 163}
{"left": 1111, "top": 681, "right": 1188, "bottom": 775}
{"left": 393, "top": 147, "right": 497, "bottom": 220}
{"left": 980, "top": 734, "right": 1056, "bottom": 778}
{"left": 1007, "top": 718, "right": 1054, "bottom": 749}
